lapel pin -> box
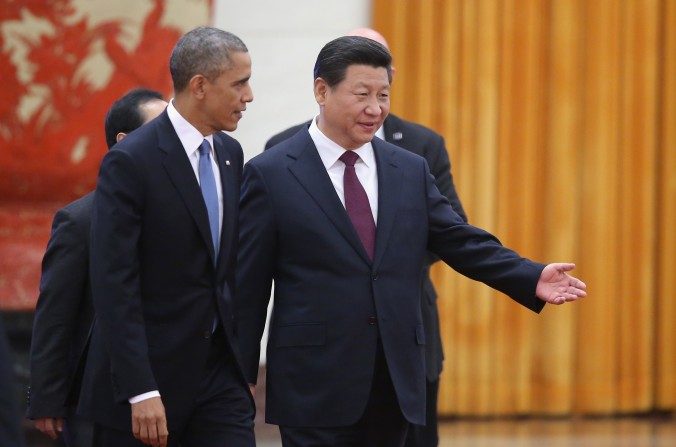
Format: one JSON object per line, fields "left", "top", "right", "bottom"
{"left": 225, "top": 160, "right": 230, "bottom": 166}
{"left": 393, "top": 132, "right": 403, "bottom": 141}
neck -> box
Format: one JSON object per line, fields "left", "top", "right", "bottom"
{"left": 173, "top": 95, "right": 212, "bottom": 136}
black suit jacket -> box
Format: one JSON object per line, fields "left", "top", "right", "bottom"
{"left": 27, "top": 192, "right": 95, "bottom": 419}
{"left": 0, "top": 315, "right": 24, "bottom": 447}
{"left": 265, "top": 114, "right": 468, "bottom": 381}
{"left": 237, "top": 129, "right": 544, "bottom": 427}
{"left": 78, "top": 111, "right": 247, "bottom": 431}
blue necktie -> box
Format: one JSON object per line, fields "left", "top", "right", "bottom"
{"left": 198, "top": 139, "right": 219, "bottom": 257}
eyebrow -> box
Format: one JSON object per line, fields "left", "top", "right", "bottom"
{"left": 232, "top": 75, "right": 251, "bottom": 85}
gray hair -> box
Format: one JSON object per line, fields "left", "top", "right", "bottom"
{"left": 170, "top": 26, "right": 248, "bottom": 92}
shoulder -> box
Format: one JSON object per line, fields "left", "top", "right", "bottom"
{"left": 56, "top": 192, "right": 95, "bottom": 228}
{"left": 107, "top": 112, "right": 168, "bottom": 160}
{"left": 214, "top": 131, "right": 244, "bottom": 161}
{"left": 265, "top": 121, "right": 311, "bottom": 150}
{"left": 250, "top": 126, "right": 310, "bottom": 169}
{"left": 388, "top": 114, "right": 441, "bottom": 139}
{"left": 374, "top": 137, "right": 428, "bottom": 168}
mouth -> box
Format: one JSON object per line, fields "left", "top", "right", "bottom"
{"left": 358, "top": 122, "right": 378, "bottom": 132}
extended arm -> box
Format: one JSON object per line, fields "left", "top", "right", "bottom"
{"left": 235, "top": 162, "right": 277, "bottom": 384}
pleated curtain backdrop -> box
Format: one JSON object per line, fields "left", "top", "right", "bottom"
{"left": 373, "top": 0, "right": 675, "bottom": 416}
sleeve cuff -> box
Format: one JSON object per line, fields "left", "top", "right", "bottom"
{"left": 128, "top": 390, "right": 160, "bottom": 404}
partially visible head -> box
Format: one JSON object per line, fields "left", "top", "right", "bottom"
{"left": 104, "top": 88, "right": 167, "bottom": 149}
{"left": 313, "top": 36, "right": 392, "bottom": 149}
{"left": 170, "top": 26, "right": 253, "bottom": 134}
{"left": 347, "top": 27, "right": 389, "bottom": 49}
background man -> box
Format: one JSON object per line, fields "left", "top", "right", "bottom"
{"left": 78, "top": 27, "right": 255, "bottom": 447}
{"left": 1, "top": 315, "right": 24, "bottom": 447}
{"left": 236, "top": 36, "right": 586, "bottom": 447}
{"left": 27, "top": 88, "right": 167, "bottom": 447}
{"left": 264, "top": 28, "right": 467, "bottom": 446}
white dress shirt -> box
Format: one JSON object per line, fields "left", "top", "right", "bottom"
{"left": 167, "top": 100, "right": 223, "bottom": 236}
{"left": 308, "top": 116, "right": 378, "bottom": 224}
{"left": 128, "top": 100, "right": 224, "bottom": 405}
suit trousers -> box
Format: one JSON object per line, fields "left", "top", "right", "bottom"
{"left": 52, "top": 408, "right": 94, "bottom": 447}
{"left": 279, "top": 340, "right": 409, "bottom": 447}
{"left": 92, "top": 330, "right": 255, "bottom": 447}
{"left": 404, "top": 379, "right": 439, "bottom": 447}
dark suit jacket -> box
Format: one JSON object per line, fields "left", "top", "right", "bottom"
{"left": 265, "top": 114, "right": 468, "bottom": 381}
{"left": 27, "top": 192, "right": 95, "bottom": 419}
{"left": 236, "top": 128, "right": 545, "bottom": 427}
{"left": 78, "top": 111, "right": 247, "bottom": 431}
{"left": 0, "top": 316, "right": 24, "bottom": 447}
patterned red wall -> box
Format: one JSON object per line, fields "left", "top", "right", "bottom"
{"left": 0, "top": 0, "right": 210, "bottom": 309}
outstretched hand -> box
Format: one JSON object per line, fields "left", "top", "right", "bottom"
{"left": 536, "top": 263, "right": 587, "bottom": 305}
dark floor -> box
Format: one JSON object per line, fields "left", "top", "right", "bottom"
{"left": 22, "top": 415, "right": 676, "bottom": 447}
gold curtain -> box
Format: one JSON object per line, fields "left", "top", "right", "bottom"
{"left": 374, "top": 0, "right": 675, "bottom": 416}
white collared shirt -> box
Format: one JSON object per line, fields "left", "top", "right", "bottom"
{"left": 166, "top": 100, "right": 223, "bottom": 236}
{"left": 308, "top": 116, "right": 378, "bottom": 223}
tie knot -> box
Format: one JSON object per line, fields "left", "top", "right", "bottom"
{"left": 339, "top": 150, "right": 359, "bottom": 167}
{"left": 198, "top": 139, "right": 211, "bottom": 156}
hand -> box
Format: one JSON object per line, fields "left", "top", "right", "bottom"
{"left": 34, "top": 417, "right": 64, "bottom": 440}
{"left": 536, "top": 263, "right": 587, "bottom": 305}
{"left": 249, "top": 384, "right": 256, "bottom": 396}
{"left": 131, "top": 396, "right": 168, "bottom": 447}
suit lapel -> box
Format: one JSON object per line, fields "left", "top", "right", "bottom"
{"left": 157, "top": 115, "right": 217, "bottom": 264}
{"left": 213, "top": 136, "right": 236, "bottom": 269}
{"left": 286, "top": 132, "right": 372, "bottom": 265}
{"left": 372, "top": 138, "right": 403, "bottom": 270}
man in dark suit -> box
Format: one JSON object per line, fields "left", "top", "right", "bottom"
{"left": 264, "top": 28, "right": 467, "bottom": 447}
{"left": 78, "top": 27, "right": 255, "bottom": 447}
{"left": 27, "top": 88, "right": 167, "bottom": 447}
{"left": 236, "top": 36, "right": 586, "bottom": 447}
{"left": 0, "top": 315, "right": 24, "bottom": 447}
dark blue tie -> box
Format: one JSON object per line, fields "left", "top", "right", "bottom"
{"left": 198, "top": 139, "right": 219, "bottom": 256}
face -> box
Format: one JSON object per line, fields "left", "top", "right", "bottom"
{"left": 201, "top": 51, "right": 253, "bottom": 133}
{"left": 315, "top": 64, "right": 390, "bottom": 149}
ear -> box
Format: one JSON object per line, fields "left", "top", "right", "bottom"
{"left": 314, "top": 77, "right": 329, "bottom": 106}
{"left": 116, "top": 132, "right": 127, "bottom": 143}
{"left": 188, "top": 74, "right": 208, "bottom": 99}
{"left": 390, "top": 65, "right": 396, "bottom": 84}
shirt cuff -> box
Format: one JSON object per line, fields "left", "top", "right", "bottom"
{"left": 128, "top": 391, "right": 161, "bottom": 404}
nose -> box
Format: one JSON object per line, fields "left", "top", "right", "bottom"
{"left": 243, "top": 84, "right": 253, "bottom": 103}
{"left": 364, "top": 96, "right": 382, "bottom": 116}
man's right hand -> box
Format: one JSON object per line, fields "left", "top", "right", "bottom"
{"left": 34, "top": 417, "right": 64, "bottom": 440}
{"left": 131, "top": 396, "right": 169, "bottom": 447}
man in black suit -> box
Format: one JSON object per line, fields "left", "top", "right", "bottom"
{"left": 1, "top": 315, "right": 24, "bottom": 447}
{"left": 27, "top": 88, "right": 167, "bottom": 447}
{"left": 236, "top": 36, "right": 586, "bottom": 447}
{"left": 264, "top": 28, "right": 467, "bottom": 447}
{"left": 78, "top": 27, "right": 255, "bottom": 447}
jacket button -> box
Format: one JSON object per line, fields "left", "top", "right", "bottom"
{"left": 368, "top": 316, "right": 377, "bottom": 325}
{"left": 372, "top": 274, "right": 378, "bottom": 280}
{"left": 203, "top": 330, "right": 211, "bottom": 339}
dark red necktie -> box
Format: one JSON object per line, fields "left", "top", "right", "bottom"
{"left": 339, "top": 151, "right": 376, "bottom": 260}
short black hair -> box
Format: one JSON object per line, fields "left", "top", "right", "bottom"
{"left": 170, "top": 26, "right": 248, "bottom": 93}
{"left": 104, "top": 88, "right": 164, "bottom": 149}
{"left": 313, "top": 36, "right": 392, "bottom": 87}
